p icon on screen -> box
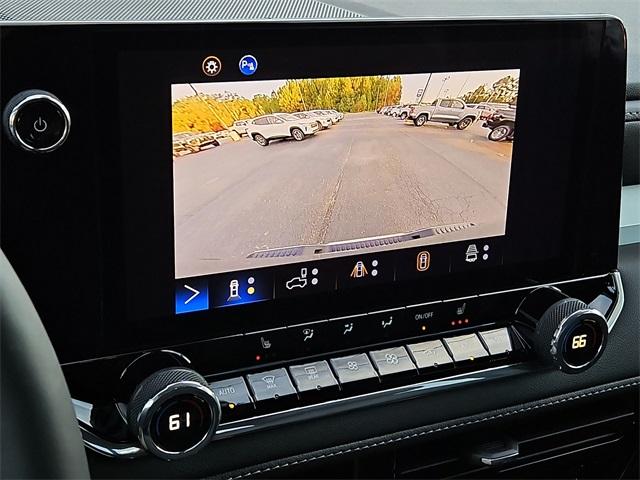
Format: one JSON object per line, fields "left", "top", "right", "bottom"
{"left": 239, "top": 55, "right": 258, "bottom": 76}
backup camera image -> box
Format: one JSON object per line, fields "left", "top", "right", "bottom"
{"left": 172, "top": 69, "right": 519, "bottom": 278}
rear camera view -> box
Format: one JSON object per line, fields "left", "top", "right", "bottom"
{"left": 172, "top": 69, "right": 519, "bottom": 278}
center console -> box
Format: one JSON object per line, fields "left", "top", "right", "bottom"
{"left": 0, "top": 17, "right": 627, "bottom": 462}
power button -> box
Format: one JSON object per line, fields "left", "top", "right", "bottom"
{"left": 3, "top": 90, "right": 70, "bottom": 153}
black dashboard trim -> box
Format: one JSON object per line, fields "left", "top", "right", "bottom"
{"left": 75, "top": 271, "right": 624, "bottom": 459}
{"left": 216, "top": 377, "right": 640, "bottom": 480}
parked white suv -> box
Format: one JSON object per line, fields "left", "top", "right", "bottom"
{"left": 309, "top": 110, "right": 337, "bottom": 126}
{"left": 326, "top": 109, "right": 344, "bottom": 122}
{"left": 398, "top": 104, "right": 416, "bottom": 120}
{"left": 296, "top": 111, "right": 332, "bottom": 129}
{"left": 248, "top": 113, "right": 320, "bottom": 146}
{"left": 231, "top": 120, "right": 250, "bottom": 136}
{"left": 386, "top": 105, "right": 402, "bottom": 116}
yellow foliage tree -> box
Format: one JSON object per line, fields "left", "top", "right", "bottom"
{"left": 172, "top": 75, "right": 402, "bottom": 135}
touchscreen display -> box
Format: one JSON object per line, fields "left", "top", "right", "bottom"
{"left": 172, "top": 68, "right": 519, "bottom": 309}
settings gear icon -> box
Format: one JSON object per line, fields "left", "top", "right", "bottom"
{"left": 201, "top": 56, "right": 222, "bottom": 77}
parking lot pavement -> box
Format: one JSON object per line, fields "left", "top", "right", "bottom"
{"left": 174, "top": 112, "right": 513, "bottom": 277}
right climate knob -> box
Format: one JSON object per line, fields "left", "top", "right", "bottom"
{"left": 516, "top": 287, "right": 608, "bottom": 373}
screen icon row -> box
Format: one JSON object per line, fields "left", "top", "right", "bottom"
{"left": 201, "top": 54, "right": 258, "bottom": 77}
{"left": 175, "top": 239, "right": 502, "bottom": 315}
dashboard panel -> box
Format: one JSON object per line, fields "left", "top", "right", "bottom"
{"left": 0, "top": 16, "right": 635, "bottom": 477}
{"left": 1, "top": 18, "right": 626, "bottom": 360}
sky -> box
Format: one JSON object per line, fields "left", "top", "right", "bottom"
{"left": 399, "top": 69, "right": 520, "bottom": 104}
{"left": 171, "top": 68, "right": 520, "bottom": 104}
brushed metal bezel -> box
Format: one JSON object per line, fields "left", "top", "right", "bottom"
{"left": 135, "top": 380, "right": 220, "bottom": 460}
{"left": 7, "top": 93, "right": 71, "bottom": 153}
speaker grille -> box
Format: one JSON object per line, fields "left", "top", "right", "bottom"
{"left": 0, "top": 0, "right": 363, "bottom": 22}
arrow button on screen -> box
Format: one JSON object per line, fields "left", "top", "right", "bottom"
{"left": 175, "top": 279, "right": 209, "bottom": 314}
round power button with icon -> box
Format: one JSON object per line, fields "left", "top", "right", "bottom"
{"left": 2, "top": 89, "right": 71, "bottom": 153}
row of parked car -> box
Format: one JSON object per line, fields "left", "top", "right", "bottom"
{"left": 231, "top": 109, "right": 344, "bottom": 146}
{"left": 173, "top": 109, "right": 344, "bottom": 156}
{"left": 172, "top": 130, "right": 234, "bottom": 157}
{"left": 378, "top": 99, "right": 516, "bottom": 141}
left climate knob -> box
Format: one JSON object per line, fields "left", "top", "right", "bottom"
{"left": 2, "top": 90, "right": 71, "bottom": 153}
{"left": 127, "top": 368, "right": 220, "bottom": 460}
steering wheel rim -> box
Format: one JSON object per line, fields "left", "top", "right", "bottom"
{"left": 1, "top": 250, "right": 90, "bottom": 478}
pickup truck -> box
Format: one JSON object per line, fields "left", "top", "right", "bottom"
{"left": 407, "top": 98, "right": 479, "bottom": 130}
{"left": 483, "top": 108, "right": 516, "bottom": 141}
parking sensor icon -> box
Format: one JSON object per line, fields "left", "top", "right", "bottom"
{"left": 202, "top": 56, "right": 222, "bottom": 77}
{"left": 239, "top": 55, "right": 258, "bottom": 76}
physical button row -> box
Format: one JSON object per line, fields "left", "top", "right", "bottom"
{"left": 210, "top": 328, "right": 513, "bottom": 422}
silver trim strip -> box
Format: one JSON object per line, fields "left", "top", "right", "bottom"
{"left": 405, "top": 299, "right": 442, "bottom": 309}
{"left": 80, "top": 427, "right": 145, "bottom": 459}
{"left": 78, "top": 363, "right": 522, "bottom": 459}
{"left": 0, "top": 13, "right": 624, "bottom": 27}
{"left": 244, "top": 325, "right": 288, "bottom": 335}
{"left": 443, "top": 294, "right": 478, "bottom": 303}
{"left": 607, "top": 271, "right": 624, "bottom": 332}
{"left": 215, "top": 364, "right": 522, "bottom": 437}
{"left": 287, "top": 319, "right": 329, "bottom": 329}
{"left": 367, "top": 306, "right": 407, "bottom": 315}
{"left": 478, "top": 273, "right": 610, "bottom": 297}
{"left": 328, "top": 312, "right": 368, "bottom": 322}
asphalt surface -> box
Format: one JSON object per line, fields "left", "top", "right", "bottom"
{"left": 174, "top": 112, "right": 513, "bottom": 277}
